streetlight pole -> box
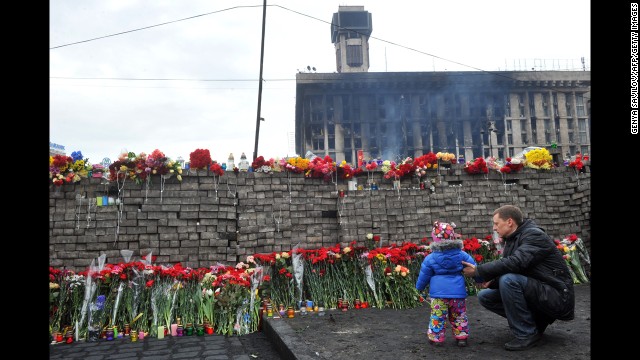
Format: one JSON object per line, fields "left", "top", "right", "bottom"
{"left": 487, "top": 121, "right": 497, "bottom": 158}
{"left": 253, "top": 0, "right": 267, "bottom": 161}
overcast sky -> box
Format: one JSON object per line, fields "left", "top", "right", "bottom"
{"left": 50, "top": 0, "right": 590, "bottom": 165}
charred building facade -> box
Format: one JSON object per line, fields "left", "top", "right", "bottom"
{"left": 294, "top": 6, "right": 591, "bottom": 164}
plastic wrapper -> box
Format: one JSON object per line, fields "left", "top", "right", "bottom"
{"left": 79, "top": 254, "right": 106, "bottom": 332}
{"left": 291, "top": 245, "right": 305, "bottom": 305}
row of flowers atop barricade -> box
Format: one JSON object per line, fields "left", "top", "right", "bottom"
{"left": 463, "top": 148, "right": 589, "bottom": 175}
{"left": 50, "top": 147, "right": 589, "bottom": 187}
{"left": 49, "top": 232, "right": 589, "bottom": 343}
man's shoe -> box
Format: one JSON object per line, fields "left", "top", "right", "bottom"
{"left": 456, "top": 339, "right": 467, "bottom": 347}
{"left": 504, "top": 333, "right": 542, "bottom": 351}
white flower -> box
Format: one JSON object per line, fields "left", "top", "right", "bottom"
{"left": 366, "top": 233, "right": 373, "bottom": 240}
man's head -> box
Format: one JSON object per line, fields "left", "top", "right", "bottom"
{"left": 492, "top": 205, "right": 524, "bottom": 238}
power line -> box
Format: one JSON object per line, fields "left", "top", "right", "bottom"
{"left": 50, "top": 4, "right": 588, "bottom": 99}
{"left": 50, "top": 76, "right": 294, "bottom": 81}
{"left": 50, "top": 4, "right": 265, "bottom": 49}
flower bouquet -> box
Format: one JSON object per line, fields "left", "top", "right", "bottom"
{"left": 499, "top": 157, "right": 524, "bottom": 173}
{"left": 556, "top": 234, "right": 590, "bottom": 284}
{"left": 464, "top": 157, "right": 489, "bottom": 174}
{"left": 284, "top": 156, "right": 310, "bottom": 174}
{"left": 525, "top": 148, "right": 554, "bottom": 170}
{"left": 189, "top": 149, "right": 212, "bottom": 170}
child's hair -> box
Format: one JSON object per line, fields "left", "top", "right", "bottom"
{"left": 431, "top": 221, "right": 457, "bottom": 242}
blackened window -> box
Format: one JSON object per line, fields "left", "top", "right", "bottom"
{"left": 347, "top": 45, "right": 363, "bottom": 67}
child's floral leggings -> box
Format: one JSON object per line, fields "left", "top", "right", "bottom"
{"left": 427, "top": 297, "right": 469, "bottom": 343}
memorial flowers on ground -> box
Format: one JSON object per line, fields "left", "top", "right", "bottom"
{"left": 555, "top": 234, "right": 590, "bottom": 284}
{"left": 49, "top": 230, "right": 587, "bottom": 341}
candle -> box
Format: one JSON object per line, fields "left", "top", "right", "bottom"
{"left": 157, "top": 326, "right": 164, "bottom": 339}
{"left": 138, "top": 330, "right": 144, "bottom": 340}
{"left": 171, "top": 323, "right": 178, "bottom": 337}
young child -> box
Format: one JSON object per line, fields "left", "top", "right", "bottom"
{"left": 415, "top": 221, "right": 478, "bottom": 347}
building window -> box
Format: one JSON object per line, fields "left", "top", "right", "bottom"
{"left": 344, "top": 152, "right": 352, "bottom": 163}
{"left": 507, "top": 134, "right": 513, "bottom": 145}
{"left": 518, "top": 93, "right": 525, "bottom": 118}
{"left": 529, "top": 94, "right": 535, "bottom": 117}
{"left": 344, "top": 135, "right": 351, "bottom": 149}
{"left": 341, "top": 95, "right": 350, "bottom": 121}
{"left": 314, "top": 138, "right": 324, "bottom": 151}
{"left": 505, "top": 95, "right": 511, "bottom": 117}
{"left": 346, "top": 45, "right": 363, "bottom": 67}
{"left": 506, "top": 120, "right": 512, "bottom": 131}
{"left": 493, "top": 94, "right": 503, "bottom": 118}
{"left": 544, "top": 119, "right": 551, "bottom": 143}
{"left": 578, "top": 119, "right": 588, "bottom": 143}
{"left": 576, "top": 94, "right": 586, "bottom": 116}
{"left": 565, "top": 94, "right": 572, "bottom": 116}
{"left": 542, "top": 94, "right": 549, "bottom": 117}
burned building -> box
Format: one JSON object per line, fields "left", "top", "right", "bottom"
{"left": 294, "top": 6, "right": 591, "bottom": 164}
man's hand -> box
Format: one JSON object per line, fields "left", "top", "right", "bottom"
{"left": 461, "top": 261, "right": 476, "bottom": 277}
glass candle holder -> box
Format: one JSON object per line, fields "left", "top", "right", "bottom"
{"left": 106, "top": 326, "right": 115, "bottom": 341}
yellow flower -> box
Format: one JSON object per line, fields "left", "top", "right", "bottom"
{"left": 176, "top": 175, "right": 182, "bottom": 181}
{"left": 281, "top": 251, "right": 290, "bottom": 259}
{"left": 343, "top": 247, "right": 351, "bottom": 254}
{"left": 50, "top": 282, "right": 60, "bottom": 289}
{"left": 120, "top": 165, "right": 128, "bottom": 171}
